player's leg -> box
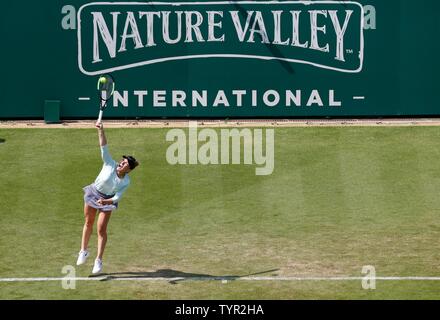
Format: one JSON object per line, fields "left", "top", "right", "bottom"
{"left": 93, "top": 211, "right": 112, "bottom": 274}
{"left": 81, "top": 204, "right": 98, "bottom": 251}
{"left": 77, "top": 204, "right": 97, "bottom": 265}
{"left": 96, "top": 211, "right": 112, "bottom": 260}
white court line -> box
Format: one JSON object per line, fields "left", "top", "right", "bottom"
{"left": 78, "top": 97, "right": 91, "bottom": 101}
{"left": 2, "top": 276, "right": 440, "bottom": 282}
{"left": 353, "top": 96, "right": 365, "bottom": 100}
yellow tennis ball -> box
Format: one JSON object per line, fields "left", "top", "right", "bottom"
{"left": 99, "top": 77, "right": 107, "bottom": 84}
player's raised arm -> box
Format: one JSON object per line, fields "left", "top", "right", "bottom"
{"left": 96, "top": 122, "right": 107, "bottom": 147}
{"left": 96, "top": 122, "right": 113, "bottom": 165}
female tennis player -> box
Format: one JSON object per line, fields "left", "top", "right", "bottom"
{"left": 76, "top": 121, "right": 139, "bottom": 274}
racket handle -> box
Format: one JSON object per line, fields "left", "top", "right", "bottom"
{"left": 97, "top": 110, "right": 103, "bottom": 123}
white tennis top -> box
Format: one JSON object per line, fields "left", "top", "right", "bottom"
{"left": 94, "top": 145, "right": 130, "bottom": 203}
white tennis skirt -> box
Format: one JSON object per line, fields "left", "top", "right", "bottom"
{"left": 83, "top": 184, "right": 118, "bottom": 211}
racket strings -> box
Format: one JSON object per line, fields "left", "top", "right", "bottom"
{"left": 97, "top": 75, "right": 115, "bottom": 102}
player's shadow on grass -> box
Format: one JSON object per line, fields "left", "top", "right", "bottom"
{"left": 0, "top": 138, "right": 5, "bottom": 144}
{"left": 94, "top": 268, "right": 279, "bottom": 284}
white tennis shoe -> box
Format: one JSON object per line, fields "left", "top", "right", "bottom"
{"left": 92, "top": 258, "right": 103, "bottom": 274}
{"left": 76, "top": 250, "right": 89, "bottom": 266}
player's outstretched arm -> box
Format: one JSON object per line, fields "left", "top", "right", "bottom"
{"left": 96, "top": 122, "right": 107, "bottom": 147}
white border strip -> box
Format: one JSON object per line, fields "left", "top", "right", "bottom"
{"left": 2, "top": 276, "right": 440, "bottom": 282}
{"left": 77, "top": 1, "right": 365, "bottom": 75}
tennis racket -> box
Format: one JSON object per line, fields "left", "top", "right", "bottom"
{"left": 96, "top": 74, "right": 115, "bottom": 124}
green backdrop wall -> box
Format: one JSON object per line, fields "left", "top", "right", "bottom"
{"left": 0, "top": 1, "right": 439, "bottom": 119}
